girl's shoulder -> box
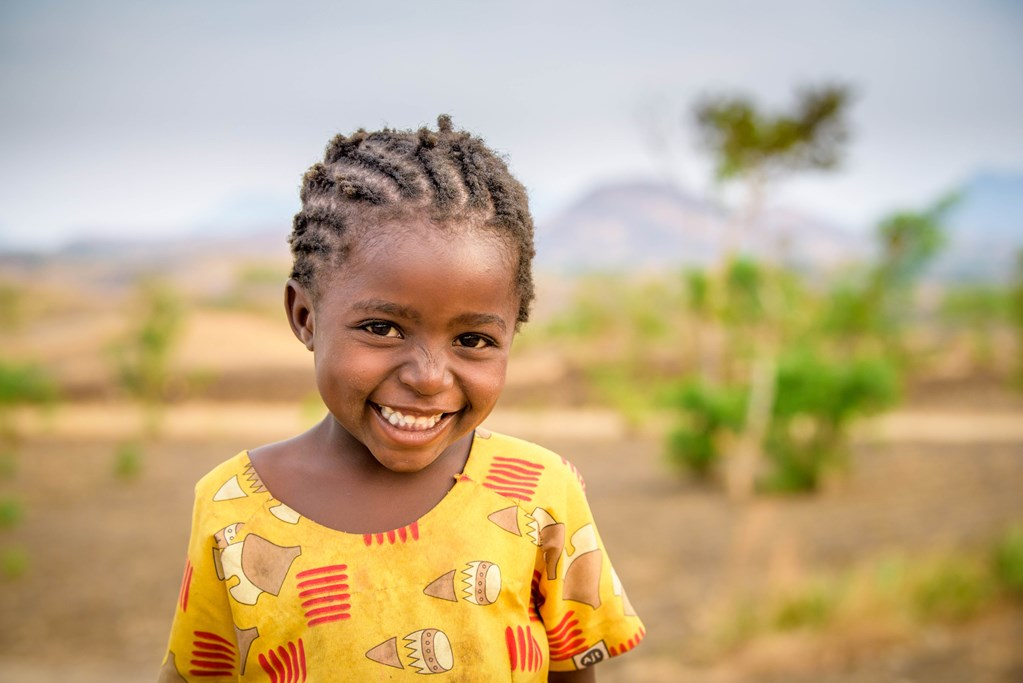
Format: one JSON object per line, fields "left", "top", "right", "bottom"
{"left": 471, "top": 428, "right": 566, "bottom": 465}
{"left": 193, "top": 451, "right": 269, "bottom": 505}
{"left": 468, "top": 428, "right": 588, "bottom": 496}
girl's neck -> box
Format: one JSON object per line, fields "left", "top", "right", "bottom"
{"left": 249, "top": 416, "right": 475, "bottom": 534}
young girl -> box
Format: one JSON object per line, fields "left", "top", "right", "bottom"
{"left": 159, "top": 116, "right": 644, "bottom": 681}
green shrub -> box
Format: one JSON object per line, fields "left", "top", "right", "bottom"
{"left": 762, "top": 348, "right": 898, "bottom": 493}
{"left": 683, "top": 268, "right": 710, "bottom": 316}
{"left": 111, "top": 279, "right": 185, "bottom": 404}
{"left": 0, "top": 361, "right": 57, "bottom": 409}
{"left": 911, "top": 560, "right": 991, "bottom": 622}
{"left": 1, "top": 546, "right": 28, "bottom": 579}
{"left": 113, "top": 441, "right": 144, "bottom": 480}
{"left": 666, "top": 380, "right": 746, "bottom": 477}
{"left": 771, "top": 584, "right": 838, "bottom": 631}
{"left": 992, "top": 525, "right": 1023, "bottom": 598}
{"left": 0, "top": 496, "right": 23, "bottom": 529}
{"left": 723, "top": 257, "right": 765, "bottom": 324}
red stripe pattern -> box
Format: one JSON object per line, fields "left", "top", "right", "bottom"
{"left": 559, "top": 456, "right": 586, "bottom": 491}
{"left": 608, "top": 627, "right": 646, "bottom": 656}
{"left": 257, "top": 639, "right": 307, "bottom": 682}
{"left": 178, "top": 558, "right": 193, "bottom": 612}
{"left": 483, "top": 456, "right": 545, "bottom": 502}
{"left": 189, "top": 630, "right": 237, "bottom": 677}
{"left": 505, "top": 625, "right": 543, "bottom": 672}
{"left": 296, "top": 565, "right": 351, "bottom": 627}
{"left": 545, "top": 611, "right": 587, "bottom": 662}
{"left": 362, "top": 522, "right": 420, "bottom": 546}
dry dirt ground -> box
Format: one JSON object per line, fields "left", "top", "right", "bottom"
{"left": 1, "top": 380, "right": 1022, "bottom": 682}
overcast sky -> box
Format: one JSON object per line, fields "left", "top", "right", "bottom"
{"left": 1, "top": 0, "right": 1021, "bottom": 249}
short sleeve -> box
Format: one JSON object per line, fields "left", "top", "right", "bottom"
{"left": 531, "top": 461, "right": 645, "bottom": 672}
{"left": 159, "top": 477, "right": 247, "bottom": 681}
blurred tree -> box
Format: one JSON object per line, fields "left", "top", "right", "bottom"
{"left": 690, "top": 83, "right": 853, "bottom": 498}
{"left": 542, "top": 273, "right": 686, "bottom": 427}
{"left": 764, "top": 347, "right": 897, "bottom": 492}
{"left": 694, "top": 84, "right": 851, "bottom": 181}
{"left": 822, "top": 194, "right": 958, "bottom": 358}
{"left": 694, "top": 83, "right": 851, "bottom": 260}
{"left": 1011, "top": 250, "right": 1023, "bottom": 387}
{"left": 666, "top": 379, "right": 746, "bottom": 478}
{"left": 0, "top": 361, "right": 56, "bottom": 462}
{"left": 110, "top": 279, "right": 186, "bottom": 438}
{"left": 694, "top": 83, "right": 850, "bottom": 189}
{"left": 668, "top": 195, "right": 954, "bottom": 491}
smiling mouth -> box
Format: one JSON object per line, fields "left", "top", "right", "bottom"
{"left": 376, "top": 404, "right": 453, "bottom": 431}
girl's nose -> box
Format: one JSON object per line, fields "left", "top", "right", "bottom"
{"left": 397, "top": 347, "right": 454, "bottom": 396}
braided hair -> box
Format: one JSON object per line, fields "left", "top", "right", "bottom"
{"left": 289, "top": 115, "right": 535, "bottom": 325}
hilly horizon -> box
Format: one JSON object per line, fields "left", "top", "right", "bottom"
{"left": 2, "top": 170, "right": 1020, "bottom": 283}
{"left": 536, "top": 170, "right": 1023, "bottom": 281}
{"left": 534, "top": 180, "right": 871, "bottom": 274}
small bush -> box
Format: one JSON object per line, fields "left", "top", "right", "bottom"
{"left": 723, "top": 257, "right": 765, "bottom": 323}
{"left": 666, "top": 380, "right": 746, "bottom": 477}
{"left": 771, "top": 584, "right": 838, "bottom": 631}
{"left": 114, "top": 441, "right": 144, "bottom": 480}
{"left": 762, "top": 348, "right": 898, "bottom": 493}
{"left": 111, "top": 279, "right": 185, "bottom": 404}
{"left": 992, "top": 525, "right": 1023, "bottom": 598}
{"left": 911, "top": 559, "right": 991, "bottom": 622}
{"left": 1, "top": 546, "right": 29, "bottom": 579}
{"left": 0, "top": 496, "right": 23, "bottom": 529}
{"left": 0, "top": 361, "right": 57, "bottom": 409}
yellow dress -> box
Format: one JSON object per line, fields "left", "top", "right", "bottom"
{"left": 159, "top": 430, "right": 644, "bottom": 681}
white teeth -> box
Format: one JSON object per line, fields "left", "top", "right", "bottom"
{"left": 378, "top": 405, "right": 443, "bottom": 431}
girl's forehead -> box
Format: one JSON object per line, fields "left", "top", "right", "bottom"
{"left": 348, "top": 216, "right": 518, "bottom": 267}
{"left": 320, "top": 218, "right": 517, "bottom": 292}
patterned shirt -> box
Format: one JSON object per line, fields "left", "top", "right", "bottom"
{"left": 159, "top": 429, "right": 644, "bottom": 681}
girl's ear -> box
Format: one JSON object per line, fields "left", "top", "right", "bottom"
{"left": 285, "top": 279, "right": 315, "bottom": 350}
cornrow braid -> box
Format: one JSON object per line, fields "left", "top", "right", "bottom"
{"left": 288, "top": 115, "right": 535, "bottom": 324}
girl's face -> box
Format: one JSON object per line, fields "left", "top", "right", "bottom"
{"left": 290, "top": 219, "right": 520, "bottom": 474}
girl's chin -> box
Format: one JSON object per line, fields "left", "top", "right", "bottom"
{"left": 360, "top": 417, "right": 457, "bottom": 469}
{"left": 374, "top": 456, "right": 440, "bottom": 474}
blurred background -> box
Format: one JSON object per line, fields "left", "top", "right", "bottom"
{"left": 1, "top": 1, "right": 1022, "bottom": 681}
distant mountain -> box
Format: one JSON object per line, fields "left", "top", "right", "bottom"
{"left": 534, "top": 181, "right": 869, "bottom": 273}
{"left": 535, "top": 182, "right": 723, "bottom": 271}
{"left": 536, "top": 174, "right": 1023, "bottom": 282}
{"left": 931, "top": 171, "right": 1023, "bottom": 282}
{"left": 5, "top": 172, "right": 1018, "bottom": 286}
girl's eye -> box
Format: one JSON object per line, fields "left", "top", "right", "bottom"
{"left": 363, "top": 322, "right": 402, "bottom": 338}
{"left": 455, "top": 333, "right": 492, "bottom": 349}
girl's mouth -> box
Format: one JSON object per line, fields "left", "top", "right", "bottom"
{"left": 376, "top": 404, "right": 451, "bottom": 432}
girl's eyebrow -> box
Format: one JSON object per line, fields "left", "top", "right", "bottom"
{"left": 352, "top": 300, "right": 507, "bottom": 333}
{"left": 352, "top": 299, "right": 420, "bottom": 321}
{"left": 451, "top": 312, "right": 508, "bottom": 333}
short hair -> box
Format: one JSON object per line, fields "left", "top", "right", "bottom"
{"left": 289, "top": 115, "right": 535, "bottom": 324}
